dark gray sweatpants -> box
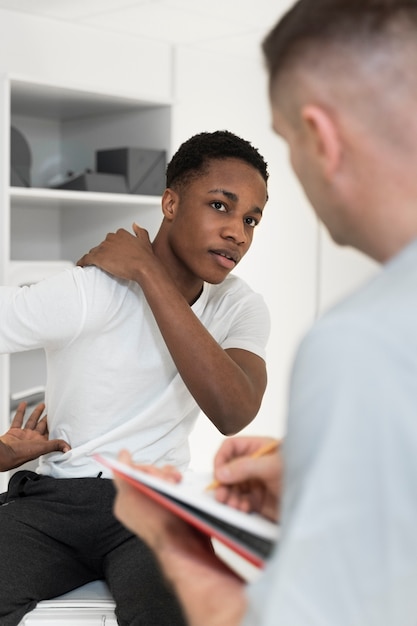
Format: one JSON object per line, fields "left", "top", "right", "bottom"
{"left": 0, "top": 470, "right": 186, "bottom": 626}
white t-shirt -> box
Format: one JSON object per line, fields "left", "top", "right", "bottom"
{"left": 0, "top": 266, "right": 270, "bottom": 478}
{"left": 244, "top": 238, "right": 417, "bottom": 626}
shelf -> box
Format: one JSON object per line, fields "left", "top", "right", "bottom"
{"left": 10, "top": 186, "right": 161, "bottom": 209}
{"left": 10, "top": 78, "right": 171, "bottom": 120}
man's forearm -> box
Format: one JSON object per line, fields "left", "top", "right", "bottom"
{"left": 137, "top": 261, "right": 266, "bottom": 434}
{"left": 154, "top": 537, "right": 247, "bottom": 626}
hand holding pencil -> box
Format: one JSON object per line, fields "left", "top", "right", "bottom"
{"left": 207, "top": 436, "right": 282, "bottom": 523}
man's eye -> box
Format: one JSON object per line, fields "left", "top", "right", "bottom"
{"left": 211, "top": 201, "right": 226, "bottom": 211}
{"left": 245, "top": 217, "right": 259, "bottom": 228}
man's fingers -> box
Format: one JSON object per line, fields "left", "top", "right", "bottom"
{"left": 33, "top": 415, "right": 48, "bottom": 435}
{"left": 45, "top": 439, "right": 71, "bottom": 454}
{"left": 9, "top": 401, "right": 27, "bottom": 429}
{"left": 24, "top": 403, "right": 46, "bottom": 430}
{"left": 76, "top": 244, "right": 101, "bottom": 267}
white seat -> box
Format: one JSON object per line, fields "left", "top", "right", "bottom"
{"left": 18, "top": 580, "right": 117, "bottom": 625}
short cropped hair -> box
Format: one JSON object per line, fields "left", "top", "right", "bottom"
{"left": 166, "top": 130, "right": 269, "bottom": 190}
{"left": 262, "top": 0, "right": 417, "bottom": 86}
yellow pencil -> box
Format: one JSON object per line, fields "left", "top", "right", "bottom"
{"left": 205, "top": 440, "right": 279, "bottom": 491}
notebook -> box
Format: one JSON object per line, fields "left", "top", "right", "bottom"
{"left": 95, "top": 454, "right": 279, "bottom": 568}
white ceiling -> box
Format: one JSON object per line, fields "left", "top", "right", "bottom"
{"left": 0, "top": 0, "right": 293, "bottom": 60}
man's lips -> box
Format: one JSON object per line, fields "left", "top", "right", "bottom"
{"left": 210, "top": 249, "right": 239, "bottom": 269}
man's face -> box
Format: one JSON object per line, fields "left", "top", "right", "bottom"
{"left": 272, "top": 105, "right": 326, "bottom": 218}
{"left": 166, "top": 158, "right": 268, "bottom": 285}
{"left": 271, "top": 99, "right": 349, "bottom": 247}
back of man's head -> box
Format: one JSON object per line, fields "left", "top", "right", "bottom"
{"left": 263, "top": 1, "right": 417, "bottom": 146}
{"left": 263, "top": 0, "right": 417, "bottom": 88}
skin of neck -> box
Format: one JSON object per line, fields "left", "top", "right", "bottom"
{"left": 151, "top": 219, "right": 205, "bottom": 305}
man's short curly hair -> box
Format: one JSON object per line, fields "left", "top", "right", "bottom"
{"left": 166, "top": 130, "right": 269, "bottom": 190}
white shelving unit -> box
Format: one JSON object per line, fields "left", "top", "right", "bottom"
{"left": 0, "top": 75, "right": 171, "bottom": 488}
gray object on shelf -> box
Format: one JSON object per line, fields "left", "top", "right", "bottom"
{"left": 96, "top": 147, "right": 166, "bottom": 196}
{"left": 10, "top": 126, "right": 32, "bottom": 187}
{"left": 54, "top": 172, "right": 128, "bottom": 193}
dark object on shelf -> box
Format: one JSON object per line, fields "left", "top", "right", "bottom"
{"left": 10, "top": 126, "right": 32, "bottom": 187}
{"left": 53, "top": 170, "right": 128, "bottom": 194}
{"left": 96, "top": 147, "right": 166, "bottom": 196}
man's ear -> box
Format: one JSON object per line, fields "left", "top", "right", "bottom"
{"left": 161, "top": 188, "right": 178, "bottom": 221}
{"left": 301, "top": 104, "right": 341, "bottom": 179}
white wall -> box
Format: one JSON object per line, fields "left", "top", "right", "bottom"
{"left": 0, "top": 9, "right": 171, "bottom": 102}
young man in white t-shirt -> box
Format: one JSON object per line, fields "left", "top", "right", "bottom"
{"left": 0, "top": 130, "right": 270, "bottom": 625}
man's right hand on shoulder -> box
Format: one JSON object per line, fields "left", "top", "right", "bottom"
{"left": 76, "top": 223, "right": 154, "bottom": 282}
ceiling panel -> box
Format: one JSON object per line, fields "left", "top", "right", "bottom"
{"left": 163, "top": 0, "right": 288, "bottom": 30}
{"left": 0, "top": 0, "right": 292, "bottom": 57}
{"left": 81, "top": 4, "right": 254, "bottom": 44}
{"left": 0, "top": 0, "right": 144, "bottom": 19}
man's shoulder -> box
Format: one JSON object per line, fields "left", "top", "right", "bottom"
{"left": 71, "top": 265, "right": 137, "bottom": 294}
{"left": 318, "top": 241, "right": 417, "bottom": 330}
{"left": 298, "top": 260, "right": 417, "bottom": 370}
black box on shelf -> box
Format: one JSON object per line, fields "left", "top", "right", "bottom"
{"left": 54, "top": 172, "right": 128, "bottom": 194}
{"left": 96, "top": 147, "right": 166, "bottom": 196}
